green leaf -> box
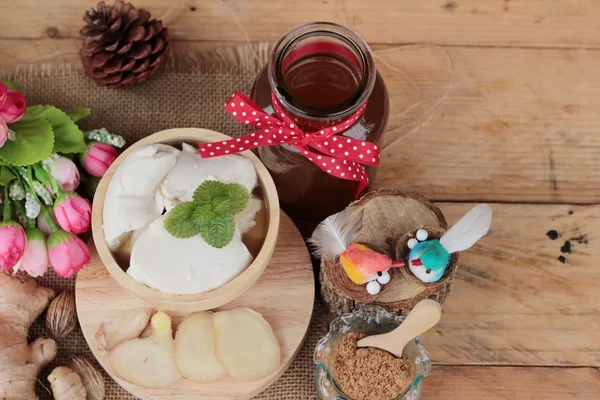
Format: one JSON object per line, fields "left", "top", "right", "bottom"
{"left": 0, "top": 166, "right": 15, "bottom": 185}
{"left": 192, "top": 180, "right": 249, "bottom": 215}
{"left": 2, "top": 81, "right": 24, "bottom": 93}
{"left": 193, "top": 180, "right": 229, "bottom": 205}
{"left": 192, "top": 203, "right": 215, "bottom": 221}
{"left": 199, "top": 214, "right": 236, "bottom": 248}
{"left": 166, "top": 180, "right": 250, "bottom": 247}
{"left": 0, "top": 117, "right": 54, "bottom": 166}
{"left": 164, "top": 203, "right": 202, "bottom": 239}
{"left": 227, "top": 183, "right": 250, "bottom": 214}
{"left": 64, "top": 107, "right": 91, "bottom": 122}
{"left": 24, "top": 105, "right": 87, "bottom": 154}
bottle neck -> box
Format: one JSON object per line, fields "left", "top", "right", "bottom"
{"left": 268, "top": 22, "right": 376, "bottom": 132}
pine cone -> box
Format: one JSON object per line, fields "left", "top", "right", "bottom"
{"left": 79, "top": 0, "right": 170, "bottom": 89}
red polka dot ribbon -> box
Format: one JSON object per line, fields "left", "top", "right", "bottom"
{"left": 197, "top": 92, "right": 380, "bottom": 197}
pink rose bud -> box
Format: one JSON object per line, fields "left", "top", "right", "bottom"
{"left": 0, "top": 118, "right": 7, "bottom": 148}
{"left": 79, "top": 141, "right": 119, "bottom": 178}
{"left": 37, "top": 210, "right": 56, "bottom": 236}
{"left": 0, "top": 82, "right": 7, "bottom": 105}
{"left": 0, "top": 87, "right": 26, "bottom": 124}
{"left": 48, "top": 230, "right": 90, "bottom": 278}
{"left": 21, "top": 228, "right": 49, "bottom": 277}
{"left": 54, "top": 193, "right": 92, "bottom": 234}
{"left": 49, "top": 156, "right": 80, "bottom": 192}
{"left": 0, "top": 221, "right": 27, "bottom": 271}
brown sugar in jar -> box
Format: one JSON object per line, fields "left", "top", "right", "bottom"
{"left": 332, "top": 333, "right": 415, "bottom": 400}
{"left": 251, "top": 22, "right": 389, "bottom": 236}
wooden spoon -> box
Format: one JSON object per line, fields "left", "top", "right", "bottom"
{"left": 357, "top": 299, "right": 442, "bottom": 358}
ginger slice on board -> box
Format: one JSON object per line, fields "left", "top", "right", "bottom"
{"left": 213, "top": 308, "right": 280, "bottom": 381}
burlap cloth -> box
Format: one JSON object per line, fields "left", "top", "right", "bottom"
{"left": 0, "top": 43, "right": 330, "bottom": 400}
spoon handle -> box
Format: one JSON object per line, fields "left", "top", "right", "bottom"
{"left": 357, "top": 300, "right": 442, "bottom": 357}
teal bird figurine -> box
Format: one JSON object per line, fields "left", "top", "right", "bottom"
{"left": 408, "top": 204, "right": 492, "bottom": 283}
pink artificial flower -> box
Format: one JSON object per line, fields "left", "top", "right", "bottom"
{"left": 0, "top": 82, "right": 7, "bottom": 105}
{"left": 0, "top": 82, "right": 27, "bottom": 149}
{"left": 80, "top": 141, "right": 119, "bottom": 178}
{"left": 48, "top": 230, "right": 90, "bottom": 278}
{"left": 48, "top": 156, "right": 80, "bottom": 192}
{"left": 21, "top": 228, "right": 49, "bottom": 277}
{"left": 0, "top": 85, "right": 26, "bottom": 124}
{"left": 37, "top": 210, "right": 56, "bottom": 237}
{"left": 0, "top": 221, "right": 27, "bottom": 271}
{"left": 0, "top": 119, "right": 7, "bottom": 148}
{"left": 54, "top": 193, "right": 92, "bottom": 234}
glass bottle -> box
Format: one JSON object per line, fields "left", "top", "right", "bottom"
{"left": 314, "top": 306, "right": 431, "bottom": 400}
{"left": 251, "top": 22, "right": 389, "bottom": 235}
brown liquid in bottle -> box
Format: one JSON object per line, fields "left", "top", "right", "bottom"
{"left": 283, "top": 54, "right": 361, "bottom": 111}
{"left": 252, "top": 45, "right": 388, "bottom": 237}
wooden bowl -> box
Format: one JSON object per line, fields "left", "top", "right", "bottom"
{"left": 396, "top": 226, "right": 459, "bottom": 289}
{"left": 91, "top": 128, "right": 280, "bottom": 312}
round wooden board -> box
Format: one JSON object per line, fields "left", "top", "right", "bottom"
{"left": 76, "top": 213, "right": 315, "bottom": 400}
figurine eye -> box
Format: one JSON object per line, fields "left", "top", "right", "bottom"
{"left": 425, "top": 269, "right": 431, "bottom": 274}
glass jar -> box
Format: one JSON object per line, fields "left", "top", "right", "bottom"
{"left": 251, "top": 22, "right": 389, "bottom": 235}
{"left": 314, "top": 306, "right": 431, "bottom": 400}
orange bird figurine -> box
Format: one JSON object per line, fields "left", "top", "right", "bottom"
{"left": 340, "top": 243, "right": 405, "bottom": 285}
{"left": 309, "top": 207, "right": 405, "bottom": 295}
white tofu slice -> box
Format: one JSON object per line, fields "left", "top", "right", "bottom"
{"left": 234, "top": 195, "right": 262, "bottom": 235}
{"left": 103, "top": 144, "right": 179, "bottom": 250}
{"left": 128, "top": 215, "right": 253, "bottom": 295}
{"left": 160, "top": 146, "right": 258, "bottom": 211}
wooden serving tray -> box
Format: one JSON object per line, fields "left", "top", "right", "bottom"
{"left": 76, "top": 214, "right": 315, "bottom": 400}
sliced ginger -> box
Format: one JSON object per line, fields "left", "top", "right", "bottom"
{"left": 96, "top": 308, "right": 153, "bottom": 351}
{"left": 109, "top": 311, "right": 179, "bottom": 388}
{"left": 98, "top": 307, "right": 280, "bottom": 388}
{"left": 174, "top": 312, "right": 226, "bottom": 383}
{"left": 213, "top": 308, "right": 280, "bottom": 381}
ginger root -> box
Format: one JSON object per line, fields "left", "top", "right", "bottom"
{"left": 48, "top": 366, "right": 87, "bottom": 400}
{"left": 0, "top": 272, "right": 57, "bottom": 400}
{"left": 96, "top": 307, "right": 153, "bottom": 351}
{"left": 109, "top": 311, "right": 179, "bottom": 388}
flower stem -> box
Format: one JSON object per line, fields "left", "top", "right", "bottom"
{"left": 32, "top": 163, "right": 49, "bottom": 187}
{"left": 13, "top": 200, "right": 29, "bottom": 227}
{"left": 40, "top": 162, "right": 61, "bottom": 196}
{"left": 41, "top": 207, "right": 59, "bottom": 233}
{"left": 14, "top": 165, "right": 36, "bottom": 192}
{"left": 3, "top": 185, "right": 11, "bottom": 222}
{"left": 14, "top": 165, "right": 47, "bottom": 206}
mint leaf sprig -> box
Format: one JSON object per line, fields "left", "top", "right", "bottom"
{"left": 164, "top": 180, "right": 250, "bottom": 248}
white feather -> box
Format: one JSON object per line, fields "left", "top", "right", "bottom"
{"left": 308, "top": 207, "right": 363, "bottom": 259}
{"left": 439, "top": 204, "right": 492, "bottom": 254}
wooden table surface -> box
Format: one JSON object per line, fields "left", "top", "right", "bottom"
{"left": 2, "top": 1, "right": 599, "bottom": 399}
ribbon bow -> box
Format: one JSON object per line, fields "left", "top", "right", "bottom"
{"left": 197, "top": 92, "right": 380, "bottom": 197}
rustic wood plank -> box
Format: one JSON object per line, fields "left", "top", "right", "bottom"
{"left": 375, "top": 45, "right": 600, "bottom": 203}
{"left": 422, "top": 366, "right": 600, "bottom": 399}
{"left": 2, "top": 41, "right": 599, "bottom": 203}
{"left": 1, "top": 0, "right": 600, "bottom": 48}
{"left": 419, "top": 203, "right": 600, "bottom": 366}
{"left": 0, "top": 39, "right": 233, "bottom": 67}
